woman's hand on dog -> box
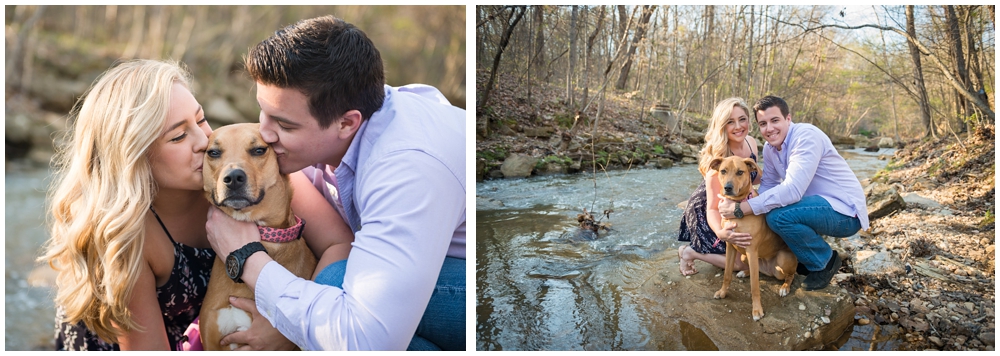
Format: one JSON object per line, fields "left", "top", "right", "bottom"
{"left": 717, "top": 221, "right": 753, "bottom": 248}
{"left": 220, "top": 296, "right": 297, "bottom": 351}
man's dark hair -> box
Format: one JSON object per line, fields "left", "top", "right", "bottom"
{"left": 246, "top": 15, "right": 385, "bottom": 128}
{"left": 752, "top": 95, "right": 789, "bottom": 120}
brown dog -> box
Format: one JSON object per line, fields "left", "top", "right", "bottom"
{"left": 199, "top": 123, "right": 317, "bottom": 350}
{"left": 710, "top": 156, "right": 797, "bottom": 321}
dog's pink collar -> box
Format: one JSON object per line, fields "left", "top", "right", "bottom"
{"left": 258, "top": 216, "right": 305, "bottom": 243}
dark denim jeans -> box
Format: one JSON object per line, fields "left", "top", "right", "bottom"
{"left": 765, "top": 195, "right": 862, "bottom": 271}
{"left": 315, "top": 257, "right": 466, "bottom": 351}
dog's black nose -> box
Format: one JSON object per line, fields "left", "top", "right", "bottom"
{"left": 724, "top": 182, "right": 734, "bottom": 194}
{"left": 223, "top": 169, "right": 247, "bottom": 189}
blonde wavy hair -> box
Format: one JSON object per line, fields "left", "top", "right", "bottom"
{"left": 697, "top": 97, "right": 752, "bottom": 176}
{"left": 39, "top": 59, "right": 193, "bottom": 343}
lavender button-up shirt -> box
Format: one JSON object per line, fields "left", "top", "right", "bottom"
{"left": 254, "top": 84, "right": 466, "bottom": 350}
{"left": 748, "top": 122, "right": 870, "bottom": 231}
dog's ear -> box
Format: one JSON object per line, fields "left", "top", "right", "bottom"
{"left": 709, "top": 157, "right": 724, "bottom": 172}
{"left": 743, "top": 158, "right": 760, "bottom": 178}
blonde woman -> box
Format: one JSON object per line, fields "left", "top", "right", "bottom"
{"left": 676, "top": 97, "right": 760, "bottom": 275}
{"left": 40, "top": 59, "right": 352, "bottom": 350}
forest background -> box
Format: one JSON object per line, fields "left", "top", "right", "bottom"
{"left": 476, "top": 5, "right": 994, "bottom": 177}
{"left": 6, "top": 5, "right": 466, "bottom": 168}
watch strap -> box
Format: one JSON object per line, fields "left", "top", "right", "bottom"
{"left": 228, "top": 241, "right": 267, "bottom": 283}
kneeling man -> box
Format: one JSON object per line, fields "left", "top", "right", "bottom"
{"left": 719, "top": 95, "right": 868, "bottom": 291}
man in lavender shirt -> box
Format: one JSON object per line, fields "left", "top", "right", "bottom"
{"left": 205, "top": 16, "right": 465, "bottom": 350}
{"left": 718, "top": 95, "right": 868, "bottom": 291}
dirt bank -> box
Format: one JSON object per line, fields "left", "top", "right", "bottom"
{"left": 835, "top": 124, "right": 995, "bottom": 350}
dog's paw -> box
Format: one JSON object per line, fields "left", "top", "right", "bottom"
{"left": 752, "top": 309, "right": 764, "bottom": 321}
{"left": 779, "top": 286, "right": 790, "bottom": 297}
{"left": 736, "top": 270, "right": 749, "bottom": 278}
{"left": 714, "top": 289, "right": 727, "bottom": 299}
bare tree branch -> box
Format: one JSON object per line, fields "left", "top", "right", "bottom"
{"left": 794, "top": 21, "right": 995, "bottom": 120}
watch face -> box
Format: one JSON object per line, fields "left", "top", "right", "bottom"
{"left": 226, "top": 254, "right": 240, "bottom": 280}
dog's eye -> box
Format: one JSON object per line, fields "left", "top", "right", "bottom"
{"left": 720, "top": 169, "right": 727, "bottom": 175}
{"left": 737, "top": 170, "right": 744, "bottom": 176}
{"left": 250, "top": 147, "right": 267, "bottom": 156}
{"left": 207, "top": 149, "right": 221, "bottom": 158}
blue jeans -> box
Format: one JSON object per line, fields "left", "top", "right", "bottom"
{"left": 765, "top": 195, "right": 862, "bottom": 271}
{"left": 315, "top": 257, "right": 466, "bottom": 351}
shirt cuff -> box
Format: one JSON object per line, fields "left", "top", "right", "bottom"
{"left": 255, "top": 261, "right": 291, "bottom": 324}
{"left": 254, "top": 261, "right": 314, "bottom": 349}
{"left": 747, "top": 197, "right": 763, "bottom": 215}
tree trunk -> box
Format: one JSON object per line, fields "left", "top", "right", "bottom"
{"left": 476, "top": 7, "right": 484, "bottom": 61}
{"left": 121, "top": 6, "right": 146, "bottom": 59}
{"left": 615, "top": 5, "right": 656, "bottom": 91}
{"left": 170, "top": 11, "right": 197, "bottom": 62}
{"left": 878, "top": 14, "right": 901, "bottom": 142}
{"left": 906, "top": 6, "right": 935, "bottom": 138}
{"left": 582, "top": 6, "right": 606, "bottom": 107}
{"left": 966, "top": 6, "right": 988, "bottom": 125}
{"left": 479, "top": 6, "right": 527, "bottom": 111}
{"left": 143, "top": 5, "right": 166, "bottom": 59}
{"left": 566, "top": 6, "right": 579, "bottom": 108}
{"left": 745, "top": 5, "right": 754, "bottom": 98}
{"left": 946, "top": 5, "right": 971, "bottom": 131}
{"left": 532, "top": 6, "right": 545, "bottom": 79}
{"left": 6, "top": 5, "right": 46, "bottom": 93}
{"left": 617, "top": 5, "right": 627, "bottom": 41}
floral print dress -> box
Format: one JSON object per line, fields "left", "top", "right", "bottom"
{"left": 55, "top": 210, "right": 215, "bottom": 350}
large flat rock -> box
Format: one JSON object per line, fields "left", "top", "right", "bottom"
{"left": 634, "top": 251, "right": 855, "bottom": 350}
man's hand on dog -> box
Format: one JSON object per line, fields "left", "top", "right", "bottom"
{"left": 220, "top": 296, "right": 297, "bottom": 351}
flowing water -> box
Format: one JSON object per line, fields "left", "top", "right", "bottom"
{"left": 5, "top": 168, "right": 57, "bottom": 350}
{"left": 476, "top": 148, "right": 894, "bottom": 350}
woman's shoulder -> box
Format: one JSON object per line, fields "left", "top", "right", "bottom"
{"left": 747, "top": 136, "right": 759, "bottom": 156}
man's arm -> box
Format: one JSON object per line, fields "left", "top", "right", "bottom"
{"left": 210, "top": 151, "right": 463, "bottom": 350}
{"left": 748, "top": 130, "right": 823, "bottom": 215}
{"left": 757, "top": 147, "right": 780, "bottom": 195}
{"left": 288, "top": 171, "right": 355, "bottom": 278}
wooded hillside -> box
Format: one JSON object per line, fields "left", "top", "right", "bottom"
{"left": 477, "top": 5, "right": 994, "bottom": 141}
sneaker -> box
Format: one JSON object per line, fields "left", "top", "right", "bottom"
{"left": 803, "top": 250, "right": 842, "bottom": 291}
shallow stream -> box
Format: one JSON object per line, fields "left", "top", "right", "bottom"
{"left": 475, "top": 148, "right": 894, "bottom": 350}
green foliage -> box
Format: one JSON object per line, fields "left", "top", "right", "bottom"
{"left": 629, "top": 148, "right": 648, "bottom": 163}
{"left": 927, "top": 158, "right": 945, "bottom": 176}
{"left": 872, "top": 158, "right": 905, "bottom": 182}
{"left": 858, "top": 128, "right": 874, "bottom": 138}
{"left": 476, "top": 146, "right": 509, "bottom": 163}
{"left": 535, "top": 155, "right": 573, "bottom": 169}
{"left": 555, "top": 113, "right": 573, "bottom": 129}
{"left": 481, "top": 105, "right": 496, "bottom": 119}
{"left": 596, "top": 150, "right": 610, "bottom": 166}
{"left": 980, "top": 209, "right": 994, "bottom": 229}
{"left": 653, "top": 145, "right": 665, "bottom": 155}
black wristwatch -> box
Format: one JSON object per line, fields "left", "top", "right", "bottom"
{"left": 734, "top": 203, "right": 745, "bottom": 219}
{"left": 226, "top": 241, "right": 267, "bottom": 283}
